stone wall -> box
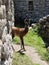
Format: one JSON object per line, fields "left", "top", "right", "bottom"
{"left": 38, "top": 15, "right": 49, "bottom": 47}
{"left": 0, "top": 0, "right": 14, "bottom": 65}
{"left": 14, "top": 0, "right": 49, "bottom": 22}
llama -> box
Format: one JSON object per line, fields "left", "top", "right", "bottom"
{"left": 12, "top": 22, "right": 29, "bottom": 51}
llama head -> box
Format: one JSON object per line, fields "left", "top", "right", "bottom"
{"left": 25, "top": 22, "right": 28, "bottom": 26}
{"left": 24, "top": 18, "right": 29, "bottom": 26}
{"left": 24, "top": 22, "right": 29, "bottom": 30}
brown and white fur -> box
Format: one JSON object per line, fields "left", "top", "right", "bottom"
{"left": 12, "top": 22, "right": 29, "bottom": 51}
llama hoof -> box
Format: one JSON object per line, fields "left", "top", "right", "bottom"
{"left": 20, "top": 48, "right": 23, "bottom": 50}
{"left": 23, "top": 49, "right": 26, "bottom": 51}
{"left": 20, "top": 48, "right": 26, "bottom": 52}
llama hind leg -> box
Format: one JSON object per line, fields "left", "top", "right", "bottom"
{"left": 20, "top": 37, "right": 23, "bottom": 49}
{"left": 20, "top": 37, "right": 26, "bottom": 51}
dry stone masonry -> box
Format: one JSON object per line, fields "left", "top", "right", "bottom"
{"left": 38, "top": 15, "right": 49, "bottom": 47}
{"left": 0, "top": 0, "right": 14, "bottom": 65}
{"left": 14, "top": 0, "right": 49, "bottom": 21}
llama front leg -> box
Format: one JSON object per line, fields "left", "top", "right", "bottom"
{"left": 20, "top": 37, "right": 25, "bottom": 51}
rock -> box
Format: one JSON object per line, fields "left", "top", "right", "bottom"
{"left": 1, "top": 34, "right": 13, "bottom": 65}
{"left": 8, "top": 10, "right": 12, "bottom": 21}
{"left": 1, "top": 43, "right": 9, "bottom": 60}
{"left": 47, "top": 47, "right": 49, "bottom": 51}
{"left": 0, "top": 5, "right": 7, "bottom": 38}
{"left": 43, "top": 16, "right": 47, "bottom": 20}
{"left": 0, "top": 19, "right": 4, "bottom": 39}
{"left": 47, "top": 15, "right": 49, "bottom": 22}
{"left": 5, "top": 34, "right": 13, "bottom": 58}
{"left": 0, "top": 19, "right": 3, "bottom": 39}
{"left": 31, "top": 23, "right": 36, "bottom": 29}
{"left": 0, "top": 0, "right": 14, "bottom": 65}
{"left": 39, "top": 18, "right": 43, "bottom": 23}
{"left": 38, "top": 16, "right": 49, "bottom": 47}
{"left": 4, "top": 60, "right": 9, "bottom": 65}
{"left": 0, "top": 19, "right": 7, "bottom": 29}
{"left": 39, "top": 18, "right": 46, "bottom": 26}
{"left": 0, "top": 5, "right": 6, "bottom": 19}
{"left": 0, "top": 6, "right": 3, "bottom": 19}
{"left": 8, "top": 21, "right": 12, "bottom": 34}
{"left": 0, "top": 40, "right": 2, "bottom": 63}
{"left": 1, "top": 5, "right": 6, "bottom": 19}
{"left": 2, "top": 26, "right": 7, "bottom": 42}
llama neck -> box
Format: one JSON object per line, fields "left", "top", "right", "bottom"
{"left": 25, "top": 26, "right": 28, "bottom": 33}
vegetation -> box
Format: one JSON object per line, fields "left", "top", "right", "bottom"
{"left": 12, "top": 52, "right": 40, "bottom": 65}
{"left": 13, "top": 28, "right": 49, "bottom": 62}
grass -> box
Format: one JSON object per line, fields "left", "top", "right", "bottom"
{"left": 13, "top": 29, "right": 49, "bottom": 62}
{"left": 12, "top": 52, "right": 40, "bottom": 65}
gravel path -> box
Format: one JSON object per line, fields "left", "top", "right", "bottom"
{"left": 13, "top": 44, "right": 49, "bottom": 65}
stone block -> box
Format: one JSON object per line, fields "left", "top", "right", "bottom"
{"left": 47, "top": 15, "right": 49, "bottom": 21}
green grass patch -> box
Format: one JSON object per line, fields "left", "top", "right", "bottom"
{"left": 12, "top": 52, "right": 40, "bottom": 65}
{"left": 13, "top": 36, "right": 20, "bottom": 44}
{"left": 13, "top": 29, "right": 49, "bottom": 62}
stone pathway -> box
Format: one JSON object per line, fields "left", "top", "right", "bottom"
{"left": 13, "top": 44, "right": 49, "bottom": 65}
